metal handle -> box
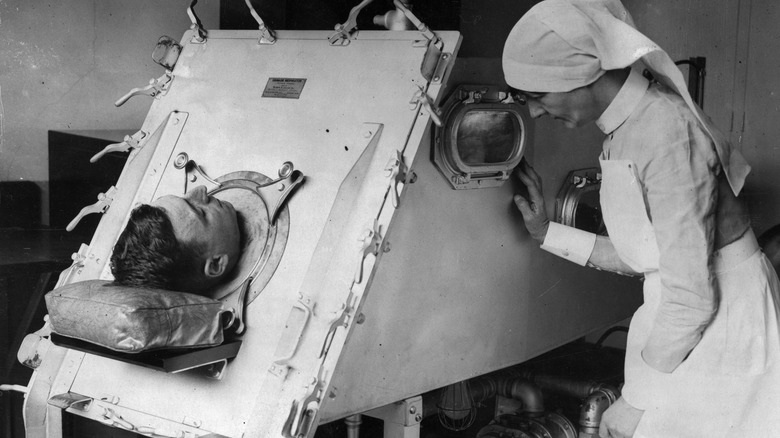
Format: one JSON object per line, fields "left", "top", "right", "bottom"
{"left": 66, "top": 186, "right": 117, "bottom": 232}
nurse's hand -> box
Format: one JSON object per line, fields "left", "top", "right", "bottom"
{"left": 514, "top": 159, "right": 550, "bottom": 243}
{"left": 599, "top": 397, "right": 643, "bottom": 438}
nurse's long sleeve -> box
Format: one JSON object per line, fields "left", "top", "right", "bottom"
{"left": 637, "top": 115, "right": 720, "bottom": 373}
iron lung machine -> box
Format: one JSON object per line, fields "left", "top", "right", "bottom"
{"left": 17, "top": 5, "right": 641, "bottom": 438}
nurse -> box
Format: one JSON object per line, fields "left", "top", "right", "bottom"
{"left": 503, "top": 1, "right": 780, "bottom": 437}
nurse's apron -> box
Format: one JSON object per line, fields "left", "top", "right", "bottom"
{"left": 599, "top": 158, "right": 780, "bottom": 438}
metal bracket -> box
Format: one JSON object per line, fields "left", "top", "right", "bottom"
{"left": 385, "top": 150, "right": 408, "bottom": 208}
{"left": 173, "top": 152, "right": 223, "bottom": 194}
{"left": 253, "top": 162, "right": 305, "bottom": 225}
{"left": 90, "top": 130, "right": 148, "bottom": 163}
{"left": 187, "top": 0, "right": 208, "bottom": 43}
{"left": 48, "top": 392, "right": 93, "bottom": 412}
{"left": 244, "top": 0, "right": 276, "bottom": 44}
{"left": 421, "top": 46, "right": 452, "bottom": 85}
{"left": 199, "top": 359, "right": 229, "bottom": 380}
{"left": 175, "top": 157, "right": 304, "bottom": 225}
{"left": 66, "top": 186, "right": 117, "bottom": 232}
{"left": 355, "top": 219, "right": 382, "bottom": 284}
{"left": 114, "top": 70, "right": 174, "bottom": 107}
{"left": 328, "top": 0, "right": 375, "bottom": 46}
{"left": 364, "top": 396, "right": 423, "bottom": 438}
{"left": 410, "top": 86, "right": 442, "bottom": 127}
{"left": 220, "top": 276, "right": 252, "bottom": 336}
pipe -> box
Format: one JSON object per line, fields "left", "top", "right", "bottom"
{"left": 469, "top": 377, "right": 544, "bottom": 416}
{"left": 511, "top": 370, "right": 620, "bottom": 436}
{"left": 373, "top": 1, "right": 415, "bottom": 31}
{"left": 515, "top": 370, "right": 604, "bottom": 400}
{"left": 345, "top": 414, "right": 362, "bottom": 438}
{"left": 578, "top": 387, "right": 618, "bottom": 438}
{"left": 473, "top": 369, "right": 621, "bottom": 436}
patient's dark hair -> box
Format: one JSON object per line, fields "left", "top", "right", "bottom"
{"left": 110, "top": 204, "right": 202, "bottom": 291}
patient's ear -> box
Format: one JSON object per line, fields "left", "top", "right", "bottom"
{"left": 204, "top": 253, "right": 230, "bottom": 278}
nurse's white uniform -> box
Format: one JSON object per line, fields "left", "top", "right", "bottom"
{"left": 599, "top": 158, "right": 780, "bottom": 437}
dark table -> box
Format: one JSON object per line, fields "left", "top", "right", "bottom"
{"left": 0, "top": 228, "right": 86, "bottom": 438}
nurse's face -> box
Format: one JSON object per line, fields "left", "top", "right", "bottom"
{"left": 517, "top": 87, "right": 601, "bottom": 128}
{"left": 152, "top": 186, "right": 240, "bottom": 273}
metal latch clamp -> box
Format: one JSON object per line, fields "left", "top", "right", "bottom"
{"left": 90, "top": 130, "right": 148, "bottom": 163}
{"left": 328, "top": 0, "right": 375, "bottom": 46}
{"left": 66, "top": 186, "right": 118, "bottom": 232}
{"left": 244, "top": 0, "right": 276, "bottom": 44}
{"left": 114, "top": 71, "right": 174, "bottom": 107}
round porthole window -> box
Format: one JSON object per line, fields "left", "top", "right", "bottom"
{"left": 433, "top": 85, "right": 528, "bottom": 190}
{"left": 555, "top": 168, "right": 608, "bottom": 236}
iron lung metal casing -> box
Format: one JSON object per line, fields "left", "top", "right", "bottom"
{"left": 21, "top": 25, "right": 641, "bottom": 438}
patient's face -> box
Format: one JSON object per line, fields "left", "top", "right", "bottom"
{"left": 152, "top": 186, "right": 241, "bottom": 272}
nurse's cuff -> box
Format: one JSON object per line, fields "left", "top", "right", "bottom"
{"left": 540, "top": 222, "right": 597, "bottom": 266}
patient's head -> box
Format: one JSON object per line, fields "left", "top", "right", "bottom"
{"left": 110, "top": 186, "right": 241, "bottom": 294}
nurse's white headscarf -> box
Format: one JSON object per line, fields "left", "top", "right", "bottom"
{"left": 502, "top": 0, "right": 750, "bottom": 195}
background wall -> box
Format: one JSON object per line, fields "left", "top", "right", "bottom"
{"left": 0, "top": 0, "right": 219, "bottom": 225}
{"left": 625, "top": 0, "right": 780, "bottom": 235}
